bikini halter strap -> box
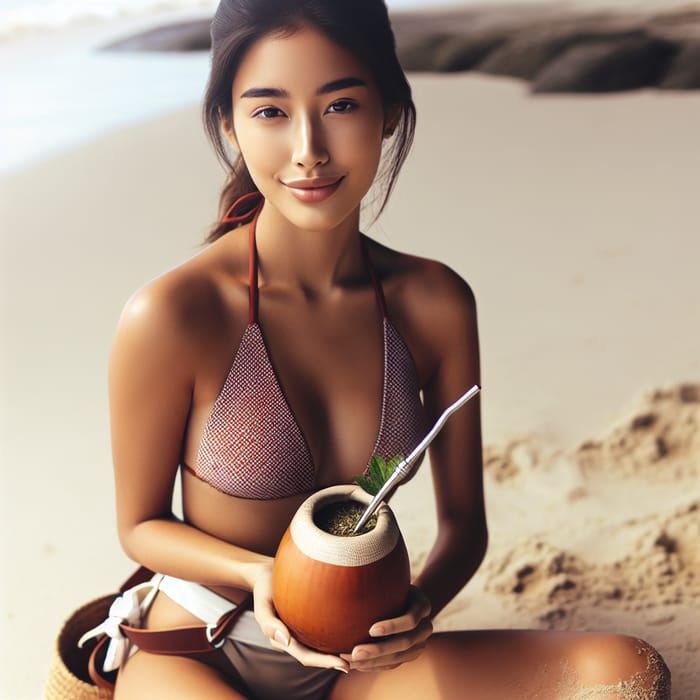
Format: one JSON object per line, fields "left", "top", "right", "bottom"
{"left": 360, "top": 236, "right": 388, "bottom": 319}
{"left": 219, "top": 191, "right": 264, "bottom": 325}
{"left": 222, "top": 192, "right": 387, "bottom": 324}
{"left": 247, "top": 199, "right": 263, "bottom": 325}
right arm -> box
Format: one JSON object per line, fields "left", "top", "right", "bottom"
{"left": 109, "top": 282, "right": 269, "bottom": 591}
{"left": 108, "top": 280, "right": 348, "bottom": 670}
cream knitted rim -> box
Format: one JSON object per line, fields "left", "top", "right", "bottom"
{"left": 289, "top": 485, "right": 399, "bottom": 567}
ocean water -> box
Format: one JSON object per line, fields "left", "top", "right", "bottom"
{"left": 0, "top": 0, "right": 477, "bottom": 173}
{"left": 0, "top": 45, "right": 213, "bottom": 173}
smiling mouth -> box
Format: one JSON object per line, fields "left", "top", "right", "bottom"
{"left": 284, "top": 177, "right": 344, "bottom": 203}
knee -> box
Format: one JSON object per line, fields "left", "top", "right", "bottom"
{"left": 569, "top": 634, "right": 671, "bottom": 698}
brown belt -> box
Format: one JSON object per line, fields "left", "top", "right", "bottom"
{"left": 88, "top": 567, "right": 252, "bottom": 690}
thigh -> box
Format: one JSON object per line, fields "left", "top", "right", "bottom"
{"left": 329, "top": 629, "right": 669, "bottom": 700}
{"left": 114, "top": 649, "right": 250, "bottom": 700}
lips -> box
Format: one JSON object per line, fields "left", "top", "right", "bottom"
{"left": 283, "top": 176, "right": 344, "bottom": 203}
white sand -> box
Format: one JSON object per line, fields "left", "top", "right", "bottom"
{"left": 1, "top": 38, "right": 699, "bottom": 700}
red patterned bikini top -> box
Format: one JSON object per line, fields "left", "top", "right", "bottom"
{"left": 185, "top": 194, "right": 426, "bottom": 500}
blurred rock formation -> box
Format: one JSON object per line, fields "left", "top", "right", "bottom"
{"left": 102, "top": 4, "right": 700, "bottom": 92}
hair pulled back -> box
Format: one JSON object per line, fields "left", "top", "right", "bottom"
{"left": 203, "top": 0, "right": 416, "bottom": 241}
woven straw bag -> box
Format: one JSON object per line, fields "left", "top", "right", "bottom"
{"left": 43, "top": 594, "right": 116, "bottom": 700}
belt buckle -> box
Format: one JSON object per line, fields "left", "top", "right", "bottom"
{"left": 206, "top": 622, "right": 227, "bottom": 649}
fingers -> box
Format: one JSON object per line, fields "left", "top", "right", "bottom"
{"left": 252, "top": 574, "right": 291, "bottom": 647}
{"left": 256, "top": 598, "right": 349, "bottom": 671}
{"left": 339, "top": 587, "right": 433, "bottom": 672}
{"left": 269, "top": 636, "right": 349, "bottom": 673}
{"left": 369, "top": 585, "right": 432, "bottom": 638}
{"left": 252, "top": 568, "right": 349, "bottom": 672}
{"left": 341, "top": 617, "right": 433, "bottom": 672}
{"left": 254, "top": 571, "right": 434, "bottom": 673}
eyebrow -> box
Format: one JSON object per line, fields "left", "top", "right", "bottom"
{"left": 240, "top": 76, "right": 368, "bottom": 99}
{"left": 318, "top": 77, "right": 367, "bottom": 95}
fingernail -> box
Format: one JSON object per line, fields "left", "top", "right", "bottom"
{"left": 354, "top": 650, "right": 369, "bottom": 660}
{"left": 369, "top": 625, "right": 385, "bottom": 636}
{"left": 274, "top": 630, "right": 289, "bottom": 646}
{"left": 334, "top": 666, "right": 349, "bottom": 674}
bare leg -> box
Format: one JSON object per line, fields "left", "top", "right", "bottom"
{"left": 114, "top": 650, "right": 250, "bottom": 700}
{"left": 330, "top": 630, "right": 670, "bottom": 700}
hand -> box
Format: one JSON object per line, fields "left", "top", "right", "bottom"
{"left": 340, "top": 585, "right": 433, "bottom": 672}
{"left": 252, "top": 563, "right": 350, "bottom": 673}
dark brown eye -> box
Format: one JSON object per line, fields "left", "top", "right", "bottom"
{"left": 253, "top": 107, "right": 284, "bottom": 120}
{"left": 327, "top": 100, "right": 356, "bottom": 114}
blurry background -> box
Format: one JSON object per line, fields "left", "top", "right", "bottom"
{"left": 1, "top": 1, "right": 699, "bottom": 698}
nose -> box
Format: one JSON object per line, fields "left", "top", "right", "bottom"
{"left": 291, "top": 115, "right": 329, "bottom": 169}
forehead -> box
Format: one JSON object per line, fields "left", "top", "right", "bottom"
{"left": 232, "top": 25, "right": 374, "bottom": 95}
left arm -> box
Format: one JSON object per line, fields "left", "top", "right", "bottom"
{"left": 413, "top": 272, "right": 487, "bottom": 616}
{"left": 344, "top": 262, "right": 487, "bottom": 671}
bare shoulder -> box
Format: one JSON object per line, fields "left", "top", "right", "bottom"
{"left": 364, "top": 237, "right": 479, "bottom": 387}
{"left": 113, "top": 233, "right": 249, "bottom": 367}
{"left": 366, "top": 237, "right": 476, "bottom": 334}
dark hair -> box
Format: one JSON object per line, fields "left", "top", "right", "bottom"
{"left": 202, "top": 0, "right": 416, "bottom": 242}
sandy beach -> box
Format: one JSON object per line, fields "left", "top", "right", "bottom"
{"left": 1, "top": 6, "right": 699, "bottom": 699}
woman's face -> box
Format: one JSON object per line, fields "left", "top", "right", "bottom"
{"left": 226, "top": 25, "right": 387, "bottom": 233}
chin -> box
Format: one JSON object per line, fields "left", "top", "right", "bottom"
{"left": 281, "top": 197, "right": 361, "bottom": 234}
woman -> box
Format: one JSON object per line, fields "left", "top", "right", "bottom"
{"left": 107, "top": 0, "right": 670, "bottom": 697}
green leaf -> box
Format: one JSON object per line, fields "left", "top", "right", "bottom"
{"left": 354, "top": 454, "right": 406, "bottom": 496}
{"left": 355, "top": 475, "right": 379, "bottom": 496}
{"left": 369, "top": 455, "right": 387, "bottom": 486}
{"left": 386, "top": 454, "right": 404, "bottom": 478}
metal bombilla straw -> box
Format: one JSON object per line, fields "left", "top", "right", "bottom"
{"left": 353, "top": 383, "right": 481, "bottom": 533}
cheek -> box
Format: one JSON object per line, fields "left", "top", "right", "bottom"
{"left": 235, "top": 126, "right": 286, "bottom": 170}
{"left": 332, "top": 121, "right": 384, "bottom": 166}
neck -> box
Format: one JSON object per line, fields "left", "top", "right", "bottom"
{"left": 253, "top": 202, "right": 367, "bottom": 297}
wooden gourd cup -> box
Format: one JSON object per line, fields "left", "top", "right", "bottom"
{"left": 271, "top": 484, "right": 411, "bottom": 654}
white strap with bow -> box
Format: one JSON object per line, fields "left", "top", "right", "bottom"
{"left": 78, "top": 574, "right": 163, "bottom": 672}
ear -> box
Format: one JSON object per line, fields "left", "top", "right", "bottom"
{"left": 219, "top": 107, "right": 240, "bottom": 151}
{"left": 383, "top": 106, "right": 400, "bottom": 139}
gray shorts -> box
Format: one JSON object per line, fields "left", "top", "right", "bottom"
{"left": 222, "top": 639, "right": 338, "bottom": 700}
